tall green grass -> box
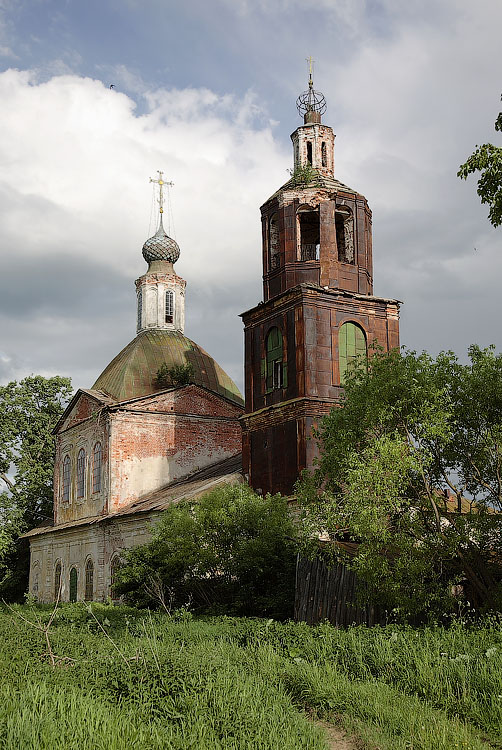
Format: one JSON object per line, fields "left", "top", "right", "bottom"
{"left": 0, "top": 604, "right": 500, "bottom": 749}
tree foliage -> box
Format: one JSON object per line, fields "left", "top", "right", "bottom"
{"left": 114, "top": 483, "right": 299, "bottom": 619}
{"left": 297, "top": 346, "right": 502, "bottom": 620}
{"left": 288, "top": 163, "right": 319, "bottom": 186}
{"left": 0, "top": 375, "right": 72, "bottom": 599}
{"left": 156, "top": 362, "right": 194, "bottom": 389}
{"left": 458, "top": 95, "right": 502, "bottom": 227}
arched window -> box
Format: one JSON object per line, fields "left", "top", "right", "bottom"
{"left": 54, "top": 562, "right": 62, "bottom": 601}
{"left": 110, "top": 555, "right": 121, "bottom": 599}
{"left": 339, "top": 322, "right": 367, "bottom": 385}
{"left": 298, "top": 206, "right": 320, "bottom": 261}
{"left": 265, "top": 327, "right": 286, "bottom": 392}
{"left": 268, "top": 214, "right": 280, "bottom": 269}
{"left": 62, "top": 455, "right": 71, "bottom": 503}
{"left": 69, "top": 567, "right": 78, "bottom": 603}
{"left": 165, "top": 290, "right": 174, "bottom": 324}
{"left": 307, "top": 141, "right": 313, "bottom": 165}
{"left": 85, "top": 559, "right": 94, "bottom": 601}
{"left": 137, "top": 289, "right": 142, "bottom": 330}
{"left": 92, "top": 442, "right": 102, "bottom": 494}
{"left": 76, "top": 448, "right": 86, "bottom": 499}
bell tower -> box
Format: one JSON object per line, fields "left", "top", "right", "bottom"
{"left": 241, "top": 63, "right": 401, "bottom": 495}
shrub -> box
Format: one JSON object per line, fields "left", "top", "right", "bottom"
{"left": 114, "top": 484, "right": 299, "bottom": 619}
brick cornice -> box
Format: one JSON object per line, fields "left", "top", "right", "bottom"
{"left": 239, "top": 395, "right": 340, "bottom": 431}
{"left": 241, "top": 283, "right": 401, "bottom": 325}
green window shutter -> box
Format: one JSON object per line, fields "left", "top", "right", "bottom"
{"left": 282, "top": 362, "right": 288, "bottom": 388}
{"left": 339, "top": 323, "right": 348, "bottom": 385}
{"left": 260, "top": 358, "right": 266, "bottom": 377}
{"left": 339, "top": 322, "right": 366, "bottom": 385}
{"left": 355, "top": 327, "right": 366, "bottom": 358}
{"left": 265, "top": 327, "right": 284, "bottom": 391}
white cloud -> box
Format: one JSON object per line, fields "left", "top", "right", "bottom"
{"left": 0, "top": 69, "right": 288, "bottom": 389}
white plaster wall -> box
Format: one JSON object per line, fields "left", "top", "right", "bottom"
{"left": 29, "top": 514, "right": 157, "bottom": 603}
{"left": 136, "top": 273, "right": 186, "bottom": 333}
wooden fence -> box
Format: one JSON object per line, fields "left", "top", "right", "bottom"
{"left": 294, "top": 555, "right": 384, "bottom": 627}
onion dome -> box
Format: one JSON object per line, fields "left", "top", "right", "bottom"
{"left": 142, "top": 215, "right": 180, "bottom": 264}
{"left": 92, "top": 329, "right": 243, "bottom": 406}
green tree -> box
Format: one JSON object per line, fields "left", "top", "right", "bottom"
{"left": 114, "top": 483, "right": 299, "bottom": 619}
{"left": 156, "top": 362, "right": 194, "bottom": 389}
{"left": 458, "top": 95, "right": 502, "bottom": 227}
{"left": 0, "top": 375, "right": 72, "bottom": 599}
{"left": 297, "top": 346, "right": 502, "bottom": 620}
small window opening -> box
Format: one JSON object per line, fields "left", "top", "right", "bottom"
{"left": 69, "top": 567, "right": 78, "bottom": 603}
{"left": 165, "top": 290, "right": 174, "bottom": 324}
{"left": 76, "top": 448, "right": 86, "bottom": 499}
{"left": 306, "top": 141, "right": 313, "bottom": 165}
{"left": 266, "top": 327, "right": 284, "bottom": 392}
{"left": 137, "top": 289, "right": 142, "bottom": 330}
{"left": 321, "top": 141, "right": 327, "bottom": 167}
{"left": 298, "top": 209, "right": 320, "bottom": 261}
{"left": 62, "top": 455, "right": 71, "bottom": 503}
{"left": 268, "top": 214, "right": 280, "bottom": 270}
{"left": 85, "top": 559, "right": 94, "bottom": 601}
{"left": 54, "top": 562, "right": 62, "bottom": 601}
{"left": 336, "top": 208, "right": 355, "bottom": 264}
{"left": 92, "top": 442, "right": 102, "bottom": 494}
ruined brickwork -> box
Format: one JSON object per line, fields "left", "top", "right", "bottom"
{"left": 30, "top": 383, "right": 243, "bottom": 602}
{"left": 241, "top": 100, "right": 400, "bottom": 495}
{"left": 25, "top": 202, "right": 244, "bottom": 602}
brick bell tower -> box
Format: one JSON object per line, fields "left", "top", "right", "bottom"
{"left": 240, "top": 65, "right": 401, "bottom": 495}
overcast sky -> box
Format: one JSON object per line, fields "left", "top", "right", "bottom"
{"left": 0, "top": 0, "right": 501, "bottom": 396}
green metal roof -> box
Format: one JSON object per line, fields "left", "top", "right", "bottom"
{"left": 92, "top": 329, "right": 243, "bottom": 406}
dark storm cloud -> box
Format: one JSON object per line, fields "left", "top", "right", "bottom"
{"left": 0, "top": 253, "right": 130, "bottom": 320}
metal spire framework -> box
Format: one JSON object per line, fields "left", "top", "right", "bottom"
{"left": 296, "top": 56, "right": 327, "bottom": 119}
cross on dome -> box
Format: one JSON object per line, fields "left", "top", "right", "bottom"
{"left": 142, "top": 170, "right": 180, "bottom": 265}
{"left": 149, "top": 170, "right": 173, "bottom": 216}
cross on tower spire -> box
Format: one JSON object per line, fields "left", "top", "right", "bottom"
{"left": 306, "top": 55, "right": 315, "bottom": 88}
{"left": 150, "top": 170, "right": 173, "bottom": 215}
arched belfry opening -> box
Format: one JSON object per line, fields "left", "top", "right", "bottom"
{"left": 335, "top": 206, "right": 355, "bottom": 264}
{"left": 268, "top": 213, "right": 280, "bottom": 269}
{"left": 298, "top": 205, "right": 320, "bottom": 261}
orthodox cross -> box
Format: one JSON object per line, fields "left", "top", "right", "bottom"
{"left": 306, "top": 56, "right": 315, "bottom": 88}
{"left": 150, "top": 170, "right": 173, "bottom": 215}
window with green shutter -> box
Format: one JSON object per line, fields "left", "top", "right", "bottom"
{"left": 265, "top": 327, "right": 284, "bottom": 392}
{"left": 339, "top": 322, "right": 367, "bottom": 385}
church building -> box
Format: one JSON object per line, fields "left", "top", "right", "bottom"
{"left": 25, "top": 176, "right": 244, "bottom": 603}
{"left": 240, "top": 70, "right": 400, "bottom": 495}
{"left": 25, "top": 69, "right": 400, "bottom": 603}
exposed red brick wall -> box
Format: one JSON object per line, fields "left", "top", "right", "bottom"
{"left": 127, "top": 385, "right": 242, "bottom": 418}
{"left": 108, "top": 386, "right": 243, "bottom": 511}
{"left": 63, "top": 394, "right": 103, "bottom": 430}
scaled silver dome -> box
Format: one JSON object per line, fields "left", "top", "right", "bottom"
{"left": 142, "top": 217, "right": 180, "bottom": 264}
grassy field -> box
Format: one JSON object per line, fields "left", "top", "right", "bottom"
{"left": 0, "top": 604, "right": 501, "bottom": 749}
